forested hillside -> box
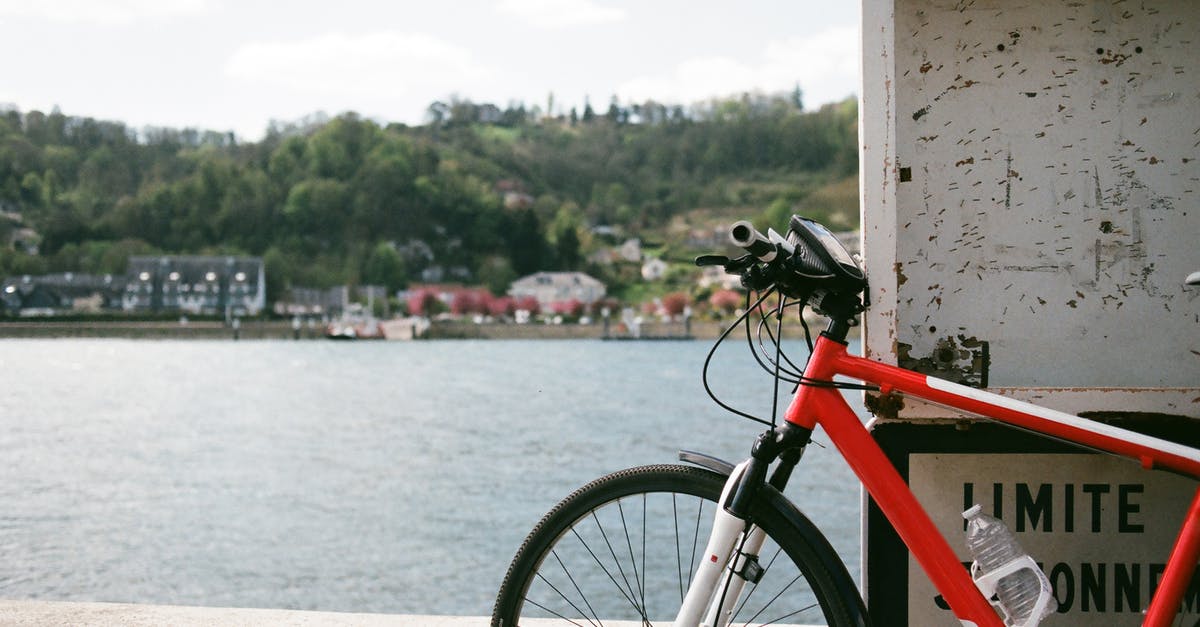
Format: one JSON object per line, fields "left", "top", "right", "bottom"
{"left": 0, "top": 93, "right": 858, "bottom": 299}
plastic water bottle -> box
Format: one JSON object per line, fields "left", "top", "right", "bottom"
{"left": 963, "top": 505, "right": 1056, "bottom": 626}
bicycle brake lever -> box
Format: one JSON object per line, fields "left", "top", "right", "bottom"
{"left": 695, "top": 254, "right": 729, "bottom": 267}
{"left": 723, "top": 254, "right": 756, "bottom": 273}
{"left": 695, "top": 253, "right": 758, "bottom": 277}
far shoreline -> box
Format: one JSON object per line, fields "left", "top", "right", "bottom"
{"left": 0, "top": 317, "right": 843, "bottom": 341}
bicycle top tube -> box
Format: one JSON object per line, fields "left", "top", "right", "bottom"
{"left": 785, "top": 334, "right": 1200, "bottom": 479}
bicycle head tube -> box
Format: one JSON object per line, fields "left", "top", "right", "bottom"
{"left": 727, "top": 423, "right": 813, "bottom": 517}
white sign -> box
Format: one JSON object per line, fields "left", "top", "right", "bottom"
{"left": 906, "top": 453, "right": 1197, "bottom": 626}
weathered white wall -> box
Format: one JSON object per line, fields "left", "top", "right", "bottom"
{"left": 863, "top": 0, "right": 1200, "bottom": 413}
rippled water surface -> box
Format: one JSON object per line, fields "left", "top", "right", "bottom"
{"left": 0, "top": 338, "right": 864, "bottom": 615}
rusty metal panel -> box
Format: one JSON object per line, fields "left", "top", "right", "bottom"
{"left": 863, "top": 0, "right": 1200, "bottom": 415}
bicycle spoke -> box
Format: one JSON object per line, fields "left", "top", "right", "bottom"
{"left": 617, "top": 499, "right": 646, "bottom": 607}
{"left": 689, "top": 498, "right": 704, "bottom": 585}
{"left": 533, "top": 567, "right": 602, "bottom": 627}
{"left": 640, "top": 492, "right": 647, "bottom": 620}
{"left": 523, "top": 595, "right": 594, "bottom": 627}
{"left": 758, "top": 602, "right": 820, "bottom": 626}
{"left": 673, "top": 494, "right": 684, "bottom": 604}
{"left": 570, "top": 526, "right": 645, "bottom": 620}
{"left": 550, "top": 549, "right": 603, "bottom": 627}
{"left": 590, "top": 510, "right": 650, "bottom": 621}
{"left": 740, "top": 574, "right": 806, "bottom": 626}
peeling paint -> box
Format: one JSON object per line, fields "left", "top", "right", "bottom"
{"left": 865, "top": 391, "right": 906, "bottom": 420}
{"left": 880, "top": 0, "right": 1198, "bottom": 390}
{"left": 897, "top": 335, "right": 990, "bottom": 388}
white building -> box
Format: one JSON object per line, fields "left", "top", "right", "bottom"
{"left": 641, "top": 257, "right": 668, "bottom": 281}
{"left": 509, "top": 272, "right": 606, "bottom": 309}
{"left": 618, "top": 238, "right": 642, "bottom": 262}
{"left": 698, "top": 265, "right": 742, "bottom": 291}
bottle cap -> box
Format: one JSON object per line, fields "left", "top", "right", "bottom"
{"left": 962, "top": 504, "right": 983, "bottom": 519}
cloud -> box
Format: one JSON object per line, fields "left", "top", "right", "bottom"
{"left": 496, "top": 0, "right": 625, "bottom": 29}
{"left": 618, "top": 25, "right": 859, "bottom": 107}
{"left": 225, "top": 31, "right": 490, "bottom": 103}
{"left": 0, "top": 0, "right": 208, "bottom": 25}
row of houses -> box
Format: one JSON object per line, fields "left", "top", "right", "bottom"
{"left": 2, "top": 256, "right": 266, "bottom": 317}
{"left": 2, "top": 230, "right": 858, "bottom": 318}
{"left": 2, "top": 260, "right": 606, "bottom": 319}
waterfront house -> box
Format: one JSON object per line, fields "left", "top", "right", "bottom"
{"left": 1, "top": 273, "right": 124, "bottom": 316}
{"left": 123, "top": 256, "right": 265, "bottom": 316}
{"left": 273, "top": 284, "right": 387, "bottom": 319}
{"left": 697, "top": 265, "right": 743, "bottom": 291}
{"left": 9, "top": 227, "right": 41, "bottom": 255}
{"left": 641, "top": 257, "right": 668, "bottom": 281}
{"left": 273, "top": 286, "right": 349, "bottom": 317}
{"left": 618, "top": 238, "right": 642, "bottom": 262}
{"left": 508, "top": 272, "right": 606, "bottom": 310}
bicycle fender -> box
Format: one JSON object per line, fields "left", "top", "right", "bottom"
{"left": 678, "top": 449, "right": 735, "bottom": 475}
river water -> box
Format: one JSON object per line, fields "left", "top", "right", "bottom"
{"left": 0, "top": 338, "right": 864, "bottom": 615}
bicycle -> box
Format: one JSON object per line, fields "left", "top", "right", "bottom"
{"left": 492, "top": 215, "right": 1200, "bottom": 627}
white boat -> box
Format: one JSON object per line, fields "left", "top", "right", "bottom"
{"left": 379, "top": 317, "right": 430, "bottom": 340}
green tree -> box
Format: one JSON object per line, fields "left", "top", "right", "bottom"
{"left": 477, "top": 255, "right": 517, "bottom": 295}
{"left": 216, "top": 169, "right": 278, "bottom": 253}
{"left": 308, "top": 114, "right": 378, "bottom": 180}
{"left": 283, "top": 178, "right": 349, "bottom": 244}
{"left": 352, "top": 137, "right": 416, "bottom": 239}
{"left": 363, "top": 241, "right": 408, "bottom": 291}
{"left": 555, "top": 224, "right": 581, "bottom": 270}
{"left": 507, "top": 208, "right": 543, "bottom": 276}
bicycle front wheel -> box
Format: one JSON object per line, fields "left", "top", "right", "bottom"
{"left": 493, "top": 464, "right": 865, "bottom": 626}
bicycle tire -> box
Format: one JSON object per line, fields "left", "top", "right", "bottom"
{"left": 493, "top": 464, "right": 868, "bottom": 626}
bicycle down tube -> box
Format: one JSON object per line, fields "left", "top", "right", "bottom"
{"left": 785, "top": 332, "right": 1200, "bottom": 627}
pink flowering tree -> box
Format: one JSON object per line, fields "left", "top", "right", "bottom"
{"left": 486, "top": 295, "right": 515, "bottom": 317}
{"left": 709, "top": 289, "right": 742, "bottom": 316}
{"left": 551, "top": 299, "right": 585, "bottom": 317}
{"left": 515, "top": 295, "right": 540, "bottom": 315}
{"left": 406, "top": 288, "right": 441, "bottom": 317}
{"left": 451, "top": 290, "right": 478, "bottom": 316}
{"left": 661, "top": 292, "right": 691, "bottom": 318}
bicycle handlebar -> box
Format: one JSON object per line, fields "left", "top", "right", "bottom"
{"left": 722, "top": 215, "right": 868, "bottom": 327}
{"left": 729, "top": 221, "right": 779, "bottom": 262}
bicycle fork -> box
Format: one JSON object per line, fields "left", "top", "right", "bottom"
{"left": 675, "top": 426, "right": 810, "bottom": 627}
{"left": 674, "top": 460, "right": 760, "bottom": 627}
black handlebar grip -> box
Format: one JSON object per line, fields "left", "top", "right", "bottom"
{"left": 729, "top": 220, "right": 778, "bottom": 262}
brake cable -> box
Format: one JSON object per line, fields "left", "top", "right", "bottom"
{"left": 701, "top": 287, "right": 780, "bottom": 427}
{"left": 702, "top": 259, "right": 879, "bottom": 428}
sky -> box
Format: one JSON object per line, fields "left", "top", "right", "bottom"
{"left": 0, "top": 0, "right": 860, "bottom": 142}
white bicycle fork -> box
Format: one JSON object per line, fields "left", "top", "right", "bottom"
{"left": 674, "top": 460, "right": 767, "bottom": 627}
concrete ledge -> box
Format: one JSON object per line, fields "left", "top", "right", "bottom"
{"left": 0, "top": 602, "right": 811, "bottom": 626}
{"left": 0, "top": 601, "right": 491, "bottom": 626}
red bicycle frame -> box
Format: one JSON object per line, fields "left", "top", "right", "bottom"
{"left": 782, "top": 334, "right": 1200, "bottom": 627}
